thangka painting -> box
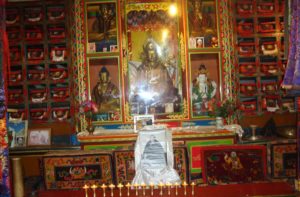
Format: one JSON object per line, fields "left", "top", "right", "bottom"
{"left": 200, "top": 145, "right": 267, "bottom": 185}
{"left": 124, "top": 1, "right": 187, "bottom": 121}
{"left": 186, "top": 138, "right": 234, "bottom": 184}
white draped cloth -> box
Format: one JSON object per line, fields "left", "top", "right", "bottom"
{"left": 132, "top": 128, "right": 181, "bottom": 185}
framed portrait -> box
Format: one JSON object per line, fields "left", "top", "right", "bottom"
{"left": 7, "top": 120, "right": 28, "bottom": 148}
{"left": 110, "top": 45, "right": 118, "bottom": 52}
{"left": 195, "top": 37, "right": 205, "bottom": 48}
{"left": 189, "top": 53, "right": 222, "bottom": 118}
{"left": 88, "top": 57, "right": 122, "bottom": 123}
{"left": 85, "top": 1, "right": 118, "bottom": 53}
{"left": 27, "top": 128, "right": 51, "bottom": 146}
{"left": 187, "top": 0, "right": 219, "bottom": 48}
{"left": 133, "top": 115, "right": 154, "bottom": 133}
{"left": 124, "top": 2, "right": 188, "bottom": 121}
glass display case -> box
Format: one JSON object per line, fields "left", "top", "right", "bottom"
{"left": 88, "top": 57, "right": 122, "bottom": 123}
{"left": 189, "top": 53, "right": 221, "bottom": 118}
{"left": 123, "top": 1, "right": 188, "bottom": 121}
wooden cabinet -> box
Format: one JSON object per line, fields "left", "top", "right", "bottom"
{"left": 6, "top": 0, "right": 73, "bottom": 128}
{"left": 234, "top": 0, "right": 295, "bottom": 115}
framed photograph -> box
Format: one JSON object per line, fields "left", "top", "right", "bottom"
{"left": 27, "top": 128, "right": 51, "bottom": 146}
{"left": 7, "top": 120, "right": 28, "bottom": 148}
{"left": 110, "top": 45, "right": 118, "bottom": 52}
{"left": 134, "top": 115, "right": 154, "bottom": 133}
{"left": 195, "top": 37, "right": 205, "bottom": 48}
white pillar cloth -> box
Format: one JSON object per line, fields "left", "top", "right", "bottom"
{"left": 132, "top": 128, "right": 181, "bottom": 185}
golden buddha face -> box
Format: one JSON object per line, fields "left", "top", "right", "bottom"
{"left": 195, "top": 1, "right": 201, "bottom": 10}
{"left": 100, "top": 71, "right": 109, "bottom": 83}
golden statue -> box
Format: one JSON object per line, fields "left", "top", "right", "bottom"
{"left": 131, "top": 39, "right": 180, "bottom": 114}
{"left": 92, "top": 66, "right": 119, "bottom": 112}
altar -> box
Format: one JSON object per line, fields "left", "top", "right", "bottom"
{"left": 76, "top": 128, "right": 237, "bottom": 185}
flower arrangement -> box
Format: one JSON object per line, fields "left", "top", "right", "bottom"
{"left": 213, "top": 99, "right": 241, "bottom": 124}
{"left": 79, "top": 100, "right": 98, "bottom": 117}
{"left": 79, "top": 100, "right": 98, "bottom": 134}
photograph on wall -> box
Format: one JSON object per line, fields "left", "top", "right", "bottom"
{"left": 187, "top": 0, "right": 219, "bottom": 48}
{"left": 88, "top": 57, "right": 122, "bottom": 123}
{"left": 7, "top": 120, "right": 28, "bottom": 148}
{"left": 195, "top": 37, "right": 205, "bottom": 48}
{"left": 125, "top": 2, "right": 187, "bottom": 120}
{"left": 27, "top": 128, "right": 51, "bottom": 146}
{"left": 85, "top": 2, "right": 118, "bottom": 53}
{"left": 133, "top": 114, "right": 154, "bottom": 133}
{"left": 190, "top": 53, "right": 221, "bottom": 118}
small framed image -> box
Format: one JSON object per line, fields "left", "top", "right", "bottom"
{"left": 27, "top": 128, "right": 51, "bottom": 146}
{"left": 195, "top": 37, "right": 205, "bottom": 48}
{"left": 88, "top": 42, "right": 96, "bottom": 53}
{"left": 15, "top": 135, "right": 26, "bottom": 147}
{"left": 189, "top": 37, "right": 197, "bottom": 48}
{"left": 134, "top": 115, "right": 154, "bottom": 133}
{"left": 110, "top": 45, "right": 118, "bottom": 52}
{"left": 7, "top": 120, "right": 28, "bottom": 148}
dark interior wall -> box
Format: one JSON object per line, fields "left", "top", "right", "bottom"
{"left": 239, "top": 112, "right": 297, "bottom": 128}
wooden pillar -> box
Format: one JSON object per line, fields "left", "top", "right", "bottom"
{"left": 11, "top": 157, "right": 24, "bottom": 197}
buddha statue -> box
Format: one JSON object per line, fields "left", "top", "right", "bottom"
{"left": 92, "top": 66, "right": 120, "bottom": 112}
{"left": 131, "top": 39, "right": 180, "bottom": 114}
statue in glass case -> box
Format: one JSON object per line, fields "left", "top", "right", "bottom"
{"left": 92, "top": 66, "right": 120, "bottom": 112}
{"left": 130, "top": 39, "right": 181, "bottom": 114}
{"left": 192, "top": 64, "right": 217, "bottom": 114}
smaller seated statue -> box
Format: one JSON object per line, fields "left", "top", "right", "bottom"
{"left": 92, "top": 66, "right": 120, "bottom": 112}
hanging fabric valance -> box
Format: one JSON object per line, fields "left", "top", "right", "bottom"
{"left": 282, "top": 0, "right": 300, "bottom": 91}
